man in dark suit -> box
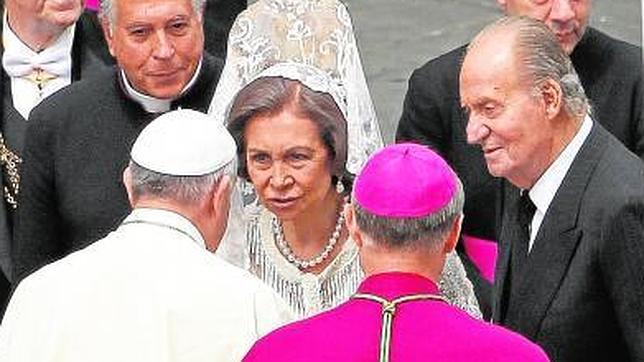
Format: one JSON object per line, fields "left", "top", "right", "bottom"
{"left": 12, "top": 0, "right": 223, "bottom": 283}
{"left": 0, "top": 0, "right": 113, "bottom": 316}
{"left": 461, "top": 16, "right": 644, "bottom": 361}
{"left": 396, "top": 0, "right": 642, "bottom": 319}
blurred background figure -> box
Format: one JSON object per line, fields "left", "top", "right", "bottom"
{"left": 0, "top": 109, "right": 292, "bottom": 362}
{"left": 0, "top": 0, "right": 113, "bottom": 317}
{"left": 244, "top": 143, "right": 549, "bottom": 362}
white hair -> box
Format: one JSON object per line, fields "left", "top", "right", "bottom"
{"left": 100, "top": 0, "right": 206, "bottom": 26}
{"left": 128, "top": 158, "right": 237, "bottom": 206}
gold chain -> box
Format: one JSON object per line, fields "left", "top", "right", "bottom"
{"left": 0, "top": 134, "right": 22, "bottom": 209}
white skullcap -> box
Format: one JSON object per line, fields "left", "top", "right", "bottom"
{"left": 130, "top": 109, "right": 237, "bottom": 176}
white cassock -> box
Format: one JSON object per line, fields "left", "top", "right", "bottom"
{"left": 0, "top": 208, "right": 292, "bottom": 362}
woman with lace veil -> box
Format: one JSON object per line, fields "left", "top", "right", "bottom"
{"left": 210, "top": 0, "right": 481, "bottom": 319}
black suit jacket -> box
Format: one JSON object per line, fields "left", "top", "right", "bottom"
{"left": 203, "top": 0, "right": 247, "bottom": 59}
{"left": 0, "top": 7, "right": 113, "bottom": 315}
{"left": 494, "top": 123, "right": 644, "bottom": 361}
{"left": 12, "top": 55, "right": 223, "bottom": 282}
{"left": 395, "top": 28, "right": 643, "bottom": 318}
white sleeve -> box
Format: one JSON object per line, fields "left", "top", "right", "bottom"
{"left": 0, "top": 273, "right": 61, "bottom": 361}
{"left": 252, "top": 285, "right": 294, "bottom": 340}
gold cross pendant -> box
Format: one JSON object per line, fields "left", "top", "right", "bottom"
{"left": 23, "top": 68, "right": 57, "bottom": 90}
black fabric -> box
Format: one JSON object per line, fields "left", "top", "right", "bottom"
{"left": 395, "top": 28, "right": 643, "bottom": 320}
{"left": 0, "top": 268, "right": 9, "bottom": 314}
{"left": 493, "top": 124, "right": 644, "bottom": 362}
{"left": 508, "top": 191, "right": 535, "bottom": 304}
{"left": 515, "top": 192, "right": 536, "bottom": 262}
{"left": 13, "top": 54, "right": 223, "bottom": 282}
{"left": 203, "top": 0, "right": 247, "bottom": 59}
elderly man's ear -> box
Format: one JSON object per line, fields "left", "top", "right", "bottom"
{"left": 122, "top": 166, "right": 135, "bottom": 206}
{"left": 209, "top": 175, "right": 233, "bottom": 218}
{"left": 540, "top": 79, "right": 564, "bottom": 120}
{"left": 443, "top": 214, "right": 463, "bottom": 254}
{"left": 496, "top": 0, "right": 508, "bottom": 10}
{"left": 201, "top": 175, "right": 234, "bottom": 253}
{"left": 344, "top": 204, "right": 364, "bottom": 248}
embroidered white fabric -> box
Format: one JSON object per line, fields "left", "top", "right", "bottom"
{"left": 207, "top": 0, "right": 382, "bottom": 174}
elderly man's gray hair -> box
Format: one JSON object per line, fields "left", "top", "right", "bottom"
{"left": 353, "top": 176, "right": 464, "bottom": 251}
{"left": 470, "top": 16, "right": 590, "bottom": 120}
{"left": 100, "top": 0, "right": 206, "bottom": 25}
{"left": 128, "top": 158, "right": 236, "bottom": 206}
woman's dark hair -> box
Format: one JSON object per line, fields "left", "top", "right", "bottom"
{"left": 227, "top": 76, "right": 353, "bottom": 193}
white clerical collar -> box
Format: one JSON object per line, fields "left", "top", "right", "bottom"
{"left": 120, "top": 59, "right": 203, "bottom": 113}
{"left": 123, "top": 207, "right": 206, "bottom": 249}
{"left": 529, "top": 114, "right": 593, "bottom": 220}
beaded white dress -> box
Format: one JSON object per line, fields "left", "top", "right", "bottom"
{"left": 244, "top": 208, "right": 482, "bottom": 319}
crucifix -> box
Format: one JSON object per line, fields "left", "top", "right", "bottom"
{"left": 23, "top": 68, "right": 57, "bottom": 91}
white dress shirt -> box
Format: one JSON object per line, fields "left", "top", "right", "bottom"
{"left": 0, "top": 208, "right": 292, "bottom": 362}
{"left": 527, "top": 115, "right": 593, "bottom": 251}
{"left": 2, "top": 17, "right": 74, "bottom": 119}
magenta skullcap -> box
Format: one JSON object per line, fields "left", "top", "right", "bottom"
{"left": 354, "top": 143, "right": 459, "bottom": 218}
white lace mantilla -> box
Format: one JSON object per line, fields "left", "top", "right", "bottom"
{"left": 208, "top": 0, "right": 382, "bottom": 173}
{"left": 244, "top": 209, "right": 482, "bottom": 319}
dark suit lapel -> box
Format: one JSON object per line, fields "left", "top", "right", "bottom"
{"left": 504, "top": 123, "right": 608, "bottom": 338}
{"left": 492, "top": 180, "right": 518, "bottom": 322}
{"left": 0, "top": 112, "right": 22, "bottom": 282}
{"left": 0, "top": 72, "right": 21, "bottom": 281}
{"left": 0, "top": 15, "right": 9, "bottom": 280}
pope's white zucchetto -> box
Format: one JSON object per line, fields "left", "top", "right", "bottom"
{"left": 130, "top": 109, "right": 237, "bottom": 176}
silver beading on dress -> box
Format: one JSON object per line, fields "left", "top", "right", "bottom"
{"left": 245, "top": 208, "right": 481, "bottom": 319}
{"left": 249, "top": 209, "right": 362, "bottom": 318}
{"left": 208, "top": 0, "right": 382, "bottom": 174}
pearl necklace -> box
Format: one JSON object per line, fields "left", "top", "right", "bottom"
{"left": 272, "top": 201, "right": 347, "bottom": 270}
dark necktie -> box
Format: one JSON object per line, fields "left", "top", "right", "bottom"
{"left": 512, "top": 191, "right": 536, "bottom": 273}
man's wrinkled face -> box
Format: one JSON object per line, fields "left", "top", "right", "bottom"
{"left": 10, "top": 0, "right": 83, "bottom": 28}
{"left": 498, "top": 0, "right": 591, "bottom": 54}
{"left": 461, "top": 32, "right": 558, "bottom": 189}
{"left": 102, "top": 0, "right": 204, "bottom": 99}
